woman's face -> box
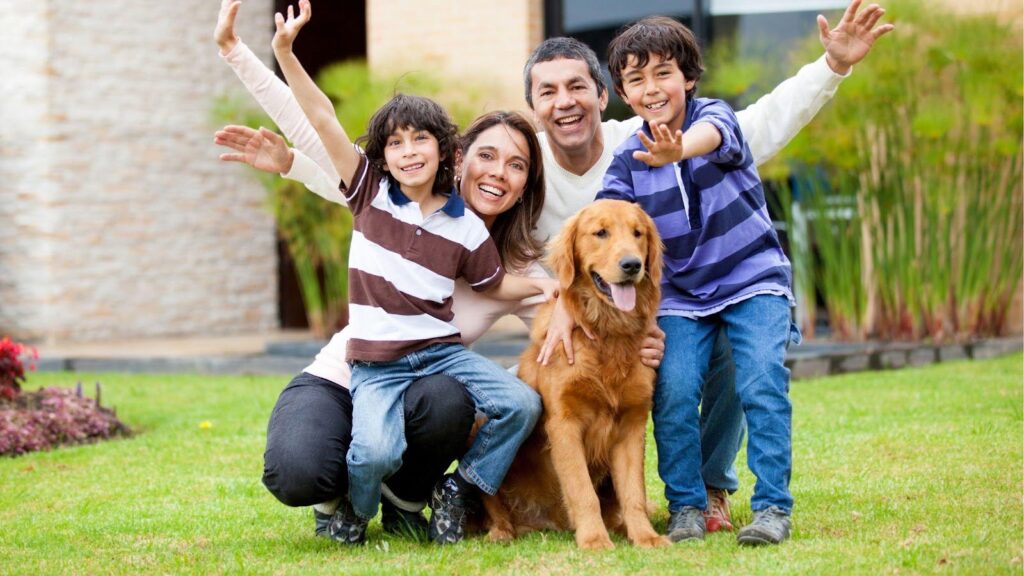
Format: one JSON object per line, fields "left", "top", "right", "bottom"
{"left": 459, "top": 124, "right": 532, "bottom": 226}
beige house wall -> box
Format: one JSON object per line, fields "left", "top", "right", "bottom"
{"left": 0, "top": 0, "right": 279, "bottom": 343}
{"left": 367, "top": 0, "right": 544, "bottom": 114}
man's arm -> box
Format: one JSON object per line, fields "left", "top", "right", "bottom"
{"left": 736, "top": 0, "right": 894, "bottom": 165}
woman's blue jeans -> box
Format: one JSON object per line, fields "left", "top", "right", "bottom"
{"left": 654, "top": 295, "right": 795, "bottom": 513}
{"left": 348, "top": 343, "right": 541, "bottom": 520}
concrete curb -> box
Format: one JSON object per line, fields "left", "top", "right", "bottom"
{"left": 34, "top": 336, "right": 1022, "bottom": 379}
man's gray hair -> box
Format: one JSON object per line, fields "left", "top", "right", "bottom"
{"left": 523, "top": 37, "right": 606, "bottom": 108}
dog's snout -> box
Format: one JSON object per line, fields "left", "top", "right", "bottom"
{"left": 619, "top": 256, "right": 642, "bottom": 277}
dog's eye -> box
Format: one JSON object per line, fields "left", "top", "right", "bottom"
{"left": 594, "top": 229, "right": 608, "bottom": 238}
{"left": 633, "top": 229, "right": 642, "bottom": 238}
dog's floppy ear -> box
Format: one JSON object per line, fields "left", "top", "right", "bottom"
{"left": 546, "top": 209, "right": 581, "bottom": 289}
{"left": 641, "top": 208, "right": 663, "bottom": 287}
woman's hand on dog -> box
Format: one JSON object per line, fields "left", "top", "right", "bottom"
{"left": 639, "top": 322, "right": 666, "bottom": 368}
{"left": 538, "top": 297, "right": 595, "bottom": 366}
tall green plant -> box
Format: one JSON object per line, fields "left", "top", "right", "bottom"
{"left": 769, "top": 0, "right": 1023, "bottom": 341}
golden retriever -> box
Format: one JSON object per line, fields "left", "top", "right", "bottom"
{"left": 481, "top": 199, "right": 668, "bottom": 550}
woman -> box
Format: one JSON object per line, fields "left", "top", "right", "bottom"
{"left": 214, "top": 0, "right": 552, "bottom": 540}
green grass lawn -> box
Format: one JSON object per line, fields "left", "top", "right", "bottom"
{"left": 1, "top": 355, "right": 1021, "bottom": 575}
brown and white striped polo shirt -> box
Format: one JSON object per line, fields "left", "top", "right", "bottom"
{"left": 342, "top": 154, "right": 504, "bottom": 362}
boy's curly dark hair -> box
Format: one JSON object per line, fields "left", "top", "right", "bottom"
{"left": 357, "top": 94, "right": 459, "bottom": 196}
{"left": 607, "top": 16, "right": 704, "bottom": 101}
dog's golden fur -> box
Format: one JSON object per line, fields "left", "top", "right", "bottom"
{"left": 481, "top": 199, "right": 668, "bottom": 549}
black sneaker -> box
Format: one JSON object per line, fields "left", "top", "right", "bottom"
{"left": 313, "top": 509, "right": 333, "bottom": 538}
{"left": 382, "top": 498, "right": 429, "bottom": 539}
{"left": 667, "top": 506, "right": 706, "bottom": 542}
{"left": 737, "top": 506, "right": 791, "bottom": 546}
{"left": 327, "top": 497, "right": 369, "bottom": 545}
{"left": 428, "top": 474, "right": 478, "bottom": 545}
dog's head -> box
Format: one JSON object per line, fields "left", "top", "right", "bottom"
{"left": 547, "top": 200, "right": 662, "bottom": 327}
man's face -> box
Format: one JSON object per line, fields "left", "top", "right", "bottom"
{"left": 528, "top": 58, "right": 608, "bottom": 158}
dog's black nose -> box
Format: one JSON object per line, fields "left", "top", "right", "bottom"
{"left": 620, "top": 256, "right": 642, "bottom": 276}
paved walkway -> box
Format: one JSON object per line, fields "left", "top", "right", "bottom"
{"left": 31, "top": 324, "right": 1023, "bottom": 380}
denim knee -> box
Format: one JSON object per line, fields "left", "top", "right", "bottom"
{"left": 349, "top": 442, "right": 403, "bottom": 481}
{"left": 511, "top": 385, "right": 542, "bottom": 430}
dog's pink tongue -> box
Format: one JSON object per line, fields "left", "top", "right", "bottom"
{"left": 610, "top": 283, "right": 636, "bottom": 312}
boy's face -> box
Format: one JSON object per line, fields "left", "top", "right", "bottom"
{"left": 382, "top": 127, "right": 442, "bottom": 196}
{"left": 528, "top": 57, "right": 608, "bottom": 159}
{"left": 618, "top": 54, "right": 694, "bottom": 133}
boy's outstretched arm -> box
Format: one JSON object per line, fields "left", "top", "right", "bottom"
{"left": 215, "top": 0, "right": 337, "bottom": 183}
{"left": 819, "top": 0, "right": 895, "bottom": 75}
{"left": 272, "top": 0, "right": 360, "bottom": 187}
{"left": 735, "top": 0, "right": 894, "bottom": 165}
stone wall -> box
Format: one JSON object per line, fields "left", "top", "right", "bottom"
{"left": 0, "top": 0, "right": 278, "bottom": 342}
{"left": 367, "top": 0, "right": 543, "bottom": 114}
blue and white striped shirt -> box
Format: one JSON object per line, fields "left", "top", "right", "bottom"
{"left": 597, "top": 98, "right": 793, "bottom": 317}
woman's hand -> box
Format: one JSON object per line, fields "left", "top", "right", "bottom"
{"left": 272, "top": 0, "right": 311, "bottom": 54}
{"left": 537, "top": 278, "right": 560, "bottom": 303}
{"left": 537, "top": 296, "right": 595, "bottom": 366}
{"left": 639, "top": 322, "right": 666, "bottom": 369}
{"left": 215, "top": 125, "right": 294, "bottom": 174}
{"left": 215, "top": 0, "right": 242, "bottom": 53}
{"left": 633, "top": 123, "right": 683, "bottom": 168}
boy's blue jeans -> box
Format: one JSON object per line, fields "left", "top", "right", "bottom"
{"left": 700, "top": 330, "right": 743, "bottom": 493}
{"left": 348, "top": 342, "right": 541, "bottom": 520}
{"left": 654, "top": 295, "right": 796, "bottom": 514}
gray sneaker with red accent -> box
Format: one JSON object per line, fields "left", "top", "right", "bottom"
{"left": 704, "top": 487, "right": 735, "bottom": 533}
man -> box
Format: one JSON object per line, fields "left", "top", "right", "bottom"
{"left": 526, "top": 0, "right": 892, "bottom": 536}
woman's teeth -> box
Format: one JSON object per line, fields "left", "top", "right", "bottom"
{"left": 402, "top": 163, "right": 424, "bottom": 172}
{"left": 479, "top": 184, "right": 504, "bottom": 198}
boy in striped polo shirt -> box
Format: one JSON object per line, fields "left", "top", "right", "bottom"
{"left": 597, "top": 17, "right": 800, "bottom": 546}
{"left": 272, "top": 1, "right": 557, "bottom": 546}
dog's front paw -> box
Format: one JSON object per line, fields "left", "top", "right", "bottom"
{"left": 577, "top": 530, "right": 614, "bottom": 550}
{"left": 488, "top": 526, "right": 515, "bottom": 543}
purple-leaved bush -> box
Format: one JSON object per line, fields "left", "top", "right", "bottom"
{"left": 0, "top": 338, "right": 130, "bottom": 456}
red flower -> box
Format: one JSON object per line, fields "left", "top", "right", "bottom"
{"left": 0, "top": 337, "right": 38, "bottom": 401}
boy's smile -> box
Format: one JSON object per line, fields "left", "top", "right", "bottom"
{"left": 619, "top": 54, "right": 695, "bottom": 134}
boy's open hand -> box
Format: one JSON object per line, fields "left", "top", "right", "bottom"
{"left": 215, "top": 125, "right": 294, "bottom": 174}
{"left": 215, "top": 0, "right": 242, "bottom": 52}
{"left": 272, "top": 0, "right": 312, "bottom": 53}
{"left": 819, "top": 0, "right": 895, "bottom": 75}
{"left": 633, "top": 123, "right": 684, "bottom": 168}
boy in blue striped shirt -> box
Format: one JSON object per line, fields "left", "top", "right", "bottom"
{"left": 597, "top": 16, "right": 800, "bottom": 546}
